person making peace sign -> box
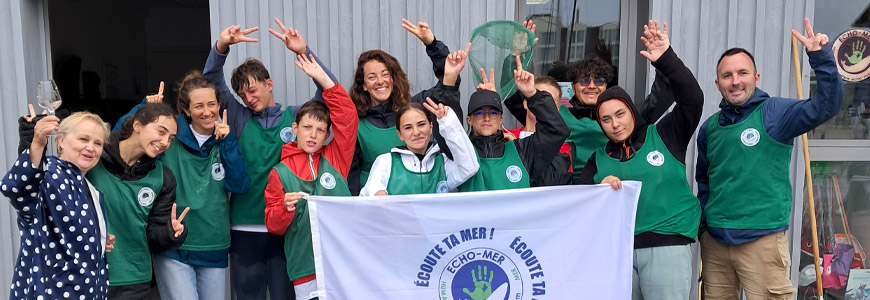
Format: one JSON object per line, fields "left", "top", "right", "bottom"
{"left": 113, "top": 73, "right": 251, "bottom": 300}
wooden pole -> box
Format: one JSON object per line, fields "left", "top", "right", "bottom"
{"left": 791, "top": 35, "right": 824, "bottom": 298}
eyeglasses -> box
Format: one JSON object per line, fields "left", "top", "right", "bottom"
{"left": 472, "top": 109, "right": 501, "bottom": 119}
{"left": 576, "top": 77, "right": 607, "bottom": 86}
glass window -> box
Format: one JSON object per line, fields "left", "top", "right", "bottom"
{"left": 808, "top": 0, "right": 870, "bottom": 140}
{"left": 522, "top": 0, "right": 620, "bottom": 90}
{"left": 797, "top": 161, "right": 870, "bottom": 298}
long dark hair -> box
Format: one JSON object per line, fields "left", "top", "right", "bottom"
{"left": 118, "top": 103, "right": 176, "bottom": 140}
{"left": 350, "top": 50, "right": 411, "bottom": 118}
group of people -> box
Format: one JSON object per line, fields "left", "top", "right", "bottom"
{"left": 0, "top": 14, "right": 844, "bottom": 300}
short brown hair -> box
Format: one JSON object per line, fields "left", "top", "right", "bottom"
{"left": 567, "top": 56, "right": 613, "bottom": 85}
{"left": 295, "top": 100, "right": 331, "bottom": 130}
{"left": 231, "top": 58, "right": 271, "bottom": 94}
{"left": 350, "top": 50, "right": 411, "bottom": 118}
{"left": 534, "top": 76, "right": 561, "bottom": 99}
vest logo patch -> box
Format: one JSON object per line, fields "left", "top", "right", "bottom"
{"left": 211, "top": 163, "right": 225, "bottom": 181}
{"left": 505, "top": 165, "right": 523, "bottom": 183}
{"left": 280, "top": 127, "right": 296, "bottom": 143}
{"left": 320, "top": 173, "right": 337, "bottom": 190}
{"left": 741, "top": 128, "right": 760, "bottom": 146}
{"left": 137, "top": 187, "right": 155, "bottom": 206}
{"left": 646, "top": 150, "right": 665, "bottom": 166}
{"left": 436, "top": 181, "right": 449, "bottom": 193}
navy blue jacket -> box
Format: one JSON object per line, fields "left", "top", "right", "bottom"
{"left": 696, "top": 46, "right": 844, "bottom": 245}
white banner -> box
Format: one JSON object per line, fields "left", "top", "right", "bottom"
{"left": 308, "top": 183, "right": 641, "bottom": 300}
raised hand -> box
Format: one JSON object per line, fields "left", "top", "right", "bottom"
{"left": 402, "top": 18, "right": 435, "bottom": 45}
{"left": 639, "top": 20, "right": 670, "bottom": 63}
{"left": 171, "top": 203, "right": 190, "bottom": 238}
{"left": 269, "top": 18, "right": 307, "bottom": 55}
{"left": 294, "top": 53, "right": 334, "bottom": 88}
{"left": 444, "top": 43, "right": 471, "bottom": 86}
{"left": 476, "top": 69, "right": 496, "bottom": 92}
{"left": 23, "top": 104, "right": 47, "bottom": 123}
{"left": 214, "top": 109, "right": 230, "bottom": 139}
{"left": 522, "top": 19, "right": 538, "bottom": 44}
{"left": 513, "top": 55, "right": 536, "bottom": 98}
{"left": 792, "top": 18, "right": 829, "bottom": 52}
{"left": 106, "top": 234, "right": 115, "bottom": 253}
{"left": 32, "top": 115, "right": 59, "bottom": 150}
{"left": 601, "top": 175, "right": 623, "bottom": 191}
{"left": 423, "top": 97, "right": 449, "bottom": 120}
{"left": 217, "top": 25, "right": 259, "bottom": 53}
{"left": 462, "top": 264, "right": 494, "bottom": 300}
{"left": 283, "top": 192, "right": 302, "bottom": 212}
{"left": 146, "top": 81, "right": 164, "bottom": 104}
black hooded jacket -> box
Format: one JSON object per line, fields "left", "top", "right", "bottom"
{"left": 98, "top": 131, "right": 187, "bottom": 252}
{"left": 468, "top": 90, "right": 570, "bottom": 187}
{"left": 578, "top": 47, "right": 704, "bottom": 248}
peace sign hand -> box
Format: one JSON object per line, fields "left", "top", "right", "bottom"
{"left": 217, "top": 25, "right": 259, "bottom": 53}
{"left": 23, "top": 104, "right": 47, "bottom": 123}
{"left": 269, "top": 18, "right": 307, "bottom": 55}
{"left": 513, "top": 56, "right": 536, "bottom": 98}
{"left": 423, "top": 97, "right": 449, "bottom": 120}
{"left": 146, "top": 81, "right": 164, "bottom": 103}
{"left": 214, "top": 109, "right": 230, "bottom": 139}
{"left": 402, "top": 19, "right": 435, "bottom": 45}
{"left": 445, "top": 43, "right": 471, "bottom": 78}
{"left": 792, "top": 18, "right": 829, "bottom": 52}
{"left": 294, "top": 53, "right": 334, "bottom": 88}
{"left": 476, "top": 69, "right": 496, "bottom": 92}
{"left": 171, "top": 203, "right": 190, "bottom": 238}
{"left": 639, "top": 20, "right": 670, "bottom": 63}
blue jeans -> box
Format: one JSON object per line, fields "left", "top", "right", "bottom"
{"left": 153, "top": 254, "right": 227, "bottom": 300}
{"left": 631, "top": 244, "right": 693, "bottom": 300}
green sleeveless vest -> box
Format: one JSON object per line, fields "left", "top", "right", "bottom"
{"left": 357, "top": 119, "right": 403, "bottom": 187}
{"left": 593, "top": 126, "right": 700, "bottom": 238}
{"left": 160, "top": 138, "right": 229, "bottom": 251}
{"left": 233, "top": 108, "right": 296, "bottom": 225}
{"left": 87, "top": 160, "right": 164, "bottom": 286}
{"left": 385, "top": 152, "right": 449, "bottom": 195}
{"left": 560, "top": 106, "right": 609, "bottom": 183}
{"left": 459, "top": 140, "right": 530, "bottom": 192}
{"left": 705, "top": 103, "right": 793, "bottom": 229}
{"left": 273, "top": 156, "right": 349, "bottom": 280}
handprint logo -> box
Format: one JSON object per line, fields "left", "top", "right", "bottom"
{"left": 462, "top": 265, "right": 494, "bottom": 300}
{"left": 846, "top": 40, "right": 867, "bottom": 65}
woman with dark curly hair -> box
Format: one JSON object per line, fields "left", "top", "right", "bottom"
{"left": 348, "top": 19, "right": 465, "bottom": 195}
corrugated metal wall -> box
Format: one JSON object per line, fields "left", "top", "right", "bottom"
{"left": 207, "top": 0, "right": 516, "bottom": 113}
{"left": 648, "top": 0, "right": 815, "bottom": 290}
{"left": 0, "top": 0, "right": 51, "bottom": 292}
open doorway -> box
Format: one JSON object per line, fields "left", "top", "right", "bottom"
{"left": 47, "top": 0, "right": 210, "bottom": 127}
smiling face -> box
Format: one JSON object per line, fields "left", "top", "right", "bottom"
{"left": 397, "top": 108, "right": 432, "bottom": 155}
{"left": 133, "top": 116, "right": 178, "bottom": 158}
{"left": 292, "top": 115, "right": 329, "bottom": 154}
{"left": 58, "top": 119, "right": 106, "bottom": 173}
{"left": 572, "top": 74, "right": 607, "bottom": 106}
{"left": 597, "top": 100, "right": 635, "bottom": 142}
{"left": 362, "top": 60, "right": 394, "bottom": 106}
{"left": 467, "top": 106, "right": 503, "bottom": 137}
{"left": 716, "top": 52, "right": 760, "bottom": 107}
{"left": 184, "top": 88, "right": 219, "bottom": 135}
{"left": 237, "top": 77, "right": 275, "bottom": 113}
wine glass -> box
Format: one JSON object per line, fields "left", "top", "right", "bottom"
{"left": 36, "top": 80, "right": 62, "bottom": 156}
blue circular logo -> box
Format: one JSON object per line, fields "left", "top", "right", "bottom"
{"left": 280, "top": 127, "right": 296, "bottom": 143}
{"left": 439, "top": 248, "right": 522, "bottom": 300}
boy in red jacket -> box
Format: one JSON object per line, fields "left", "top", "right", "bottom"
{"left": 263, "top": 53, "right": 358, "bottom": 300}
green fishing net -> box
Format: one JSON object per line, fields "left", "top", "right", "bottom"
{"left": 469, "top": 20, "right": 536, "bottom": 101}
